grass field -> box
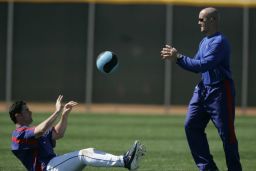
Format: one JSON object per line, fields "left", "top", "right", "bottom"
{"left": 0, "top": 112, "right": 255, "bottom": 171}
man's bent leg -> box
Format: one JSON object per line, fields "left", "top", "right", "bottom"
{"left": 47, "top": 151, "right": 85, "bottom": 171}
{"left": 46, "top": 148, "right": 124, "bottom": 171}
{"left": 185, "top": 84, "right": 218, "bottom": 171}
{"left": 47, "top": 141, "right": 146, "bottom": 171}
{"left": 79, "top": 148, "right": 124, "bottom": 167}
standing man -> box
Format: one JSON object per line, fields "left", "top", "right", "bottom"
{"left": 161, "top": 7, "right": 242, "bottom": 171}
{"left": 9, "top": 95, "right": 145, "bottom": 171}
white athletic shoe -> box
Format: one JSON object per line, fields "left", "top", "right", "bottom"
{"left": 124, "top": 140, "right": 146, "bottom": 171}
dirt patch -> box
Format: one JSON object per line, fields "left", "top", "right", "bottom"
{"left": 1, "top": 102, "right": 256, "bottom": 116}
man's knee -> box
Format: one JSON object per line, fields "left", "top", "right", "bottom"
{"left": 184, "top": 118, "right": 205, "bottom": 134}
{"left": 79, "top": 148, "right": 94, "bottom": 158}
{"left": 184, "top": 118, "right": 193, "bottom": 132}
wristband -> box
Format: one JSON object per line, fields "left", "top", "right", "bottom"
{"left": 177, "top": 53, "right": 183, "bottom": 59}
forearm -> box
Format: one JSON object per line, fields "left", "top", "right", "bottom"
{"left": 175, "top": 43, "right": 222, "bottom": 73}
{"left": 52, "top": 100, "right": 78, "bottom": 140}
{"left": 34, "top": 110, "right": 61, "bottom": 138}
{"left": 176, "top": 55, "right": 200, "bottom": 73}
{"left": 53, "top": 114, "right": 68, "bottom": 139}
{"left": 176, "top": 54, "right": 221, "bottom": 73}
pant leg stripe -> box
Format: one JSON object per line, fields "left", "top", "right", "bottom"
{"left": 224, "top": 80, "right": 237, "bottom": 144}
{"left": 49, "top": 154, "right": 119, "bottom": 169}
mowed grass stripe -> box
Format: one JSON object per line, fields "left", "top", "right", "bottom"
{"left": 0, "top": 113, "right": 255, "bottom": 171}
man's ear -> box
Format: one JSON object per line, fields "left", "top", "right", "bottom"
{"left": 15, "top": 113, "right": 22, "bottom": 120}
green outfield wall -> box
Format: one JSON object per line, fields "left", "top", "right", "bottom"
{"left": 0, "top": 3, "right": 255, "bottom": 107}
{"left": 0, "top": 0, "right": 256, "bottom": 7}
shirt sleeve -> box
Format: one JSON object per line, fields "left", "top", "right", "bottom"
{"left": 15, "top": 127, "right": 36, "bottom": 139}
{"left": 177, "top": 43, "right": 223, "bottom": 73}
{"left": 194, "top": 40, "right": 203, "bottom": 60}
{"left": 12, "top": 127, "right": 38, "bottom": 149}
{"left": 23, "top": 127, "right": 36, "bottom": 139}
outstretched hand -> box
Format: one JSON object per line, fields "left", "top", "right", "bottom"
{"left": 62, "top": 101, "right": 78, "bottom": 115}
{"left": 160, "top": 45, "right": 178, "bottom": 60}
{"left": 55, "top": 95, "right": 64, "bottom": 113}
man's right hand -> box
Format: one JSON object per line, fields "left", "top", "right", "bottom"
{"left": 160, "top": 45, "right": 179, "bottom": 60}
{"left": 56, "top": 95, "right": 63, "bottom": 113}
{"left": 35, "top": 95, "right": 64, "bottom": 138}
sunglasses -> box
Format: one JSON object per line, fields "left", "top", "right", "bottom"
{"left": 198, "top": 18, "right": 206, "bottom": 22}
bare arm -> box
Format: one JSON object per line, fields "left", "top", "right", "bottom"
{"left": 52, "top": 101, "right": 78, "bottom": 140}
{"left": 34, "top": 95, "right": 63, "bottom": 138}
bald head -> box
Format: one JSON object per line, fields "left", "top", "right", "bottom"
{"left": 200, "top": 7, "right": 219, "bottom": 22}
{"left": 198, "top": 7, "right": 219, "bottom": 36}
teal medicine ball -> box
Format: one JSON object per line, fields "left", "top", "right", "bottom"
{"left": 96, "top": 51, "right": 118, "bottom": 74}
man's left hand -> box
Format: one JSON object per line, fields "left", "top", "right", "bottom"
{"left": 63, "top": 101, "right": 78, "bottom": 115}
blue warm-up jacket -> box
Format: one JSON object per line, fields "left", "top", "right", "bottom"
{"left": 177, "top": 32, "right": 232, "bottom": 85}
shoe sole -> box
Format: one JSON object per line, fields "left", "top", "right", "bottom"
{"left": 130, "top": 141, "right": 146, "bottom": 171}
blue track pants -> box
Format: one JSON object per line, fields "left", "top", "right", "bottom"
{"left": 185, "top": 80, "right": 242, "bottom": 171}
